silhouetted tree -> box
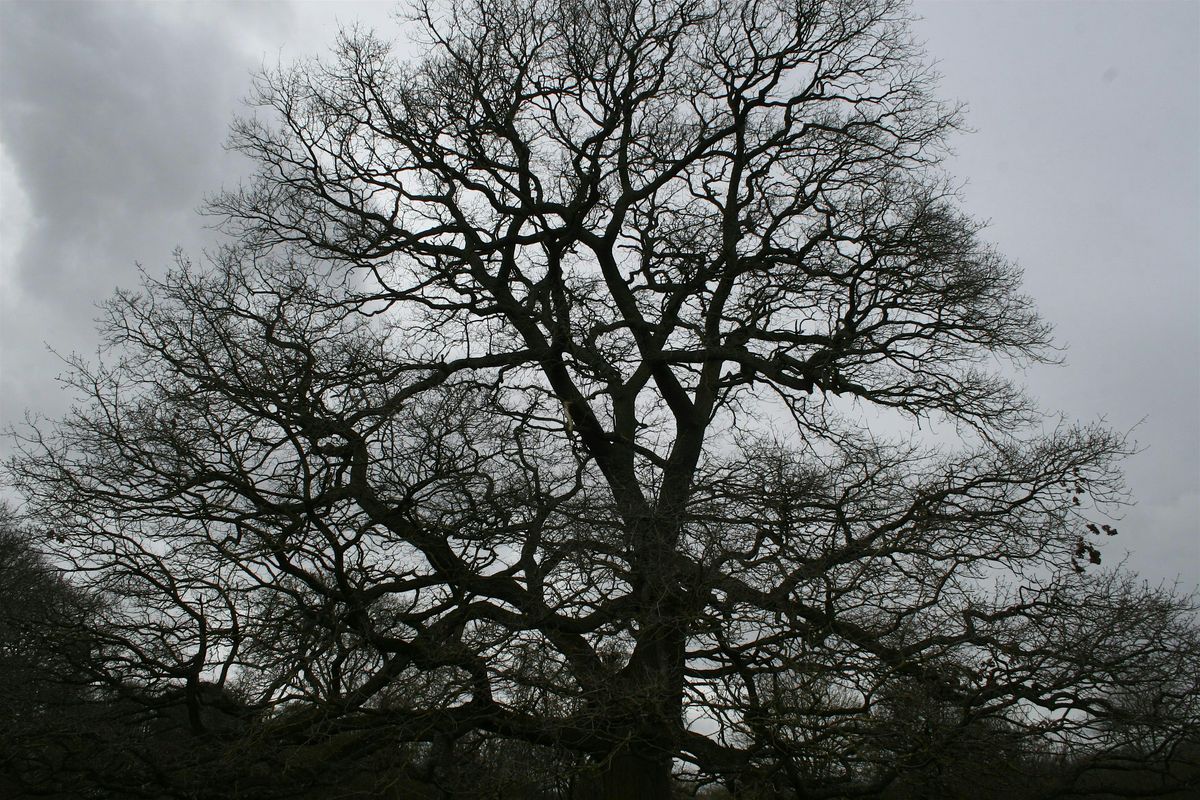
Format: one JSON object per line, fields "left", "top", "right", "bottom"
{"left": 8, "top": 0, "right": 1198, "bottom": 797}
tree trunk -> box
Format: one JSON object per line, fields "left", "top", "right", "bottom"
{"left": 574, "top": 745, "right": 672, "bottom": 800}
{"left": 573, "top": 526, "right": 687, "bottom": 799}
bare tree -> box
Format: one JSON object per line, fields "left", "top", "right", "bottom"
{"left": 8, "top": 0, "right": 1198, "bottom": 797}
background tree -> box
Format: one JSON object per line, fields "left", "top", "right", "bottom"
{"left": 0, "top": 508, "right": 99, "bottom": 797}
{"left": 8, "top": 0, "right": 1199, "bottom": 797}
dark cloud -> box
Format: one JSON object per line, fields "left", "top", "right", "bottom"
{"left": 0, "top": 0, "right": 292, "bottom": 424}
{"left": 3, "top": 3, "right": 252, "bottom": 288}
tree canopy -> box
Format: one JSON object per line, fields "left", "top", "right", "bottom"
{"left": 7, "top": 0, "right": 1198, "bottom": 797}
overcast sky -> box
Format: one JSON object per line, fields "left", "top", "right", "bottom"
{"left": 0, "top": 1, "right": 1196, "bottom": 585}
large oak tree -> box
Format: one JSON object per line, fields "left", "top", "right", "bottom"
{"left": 9, "top": 0, "right": 1198, "bottom": 796}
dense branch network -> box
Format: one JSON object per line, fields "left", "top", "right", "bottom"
{"left": 7, "top": 1, "right": 1197, "bottom": 797}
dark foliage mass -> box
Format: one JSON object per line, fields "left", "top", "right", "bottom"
{"left": 4, "top": 0, "right": 1198, "bottom": 797}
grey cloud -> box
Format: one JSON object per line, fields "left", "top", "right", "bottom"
{"left": 0, "top": 1, "right": 293, "bottom": 427}
{"left": 1, "top": 2, "right": 270, "bottom": 294}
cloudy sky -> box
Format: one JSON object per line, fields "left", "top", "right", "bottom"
{"left": 1, "top": 1, "right": 1196, "bottom": 585}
